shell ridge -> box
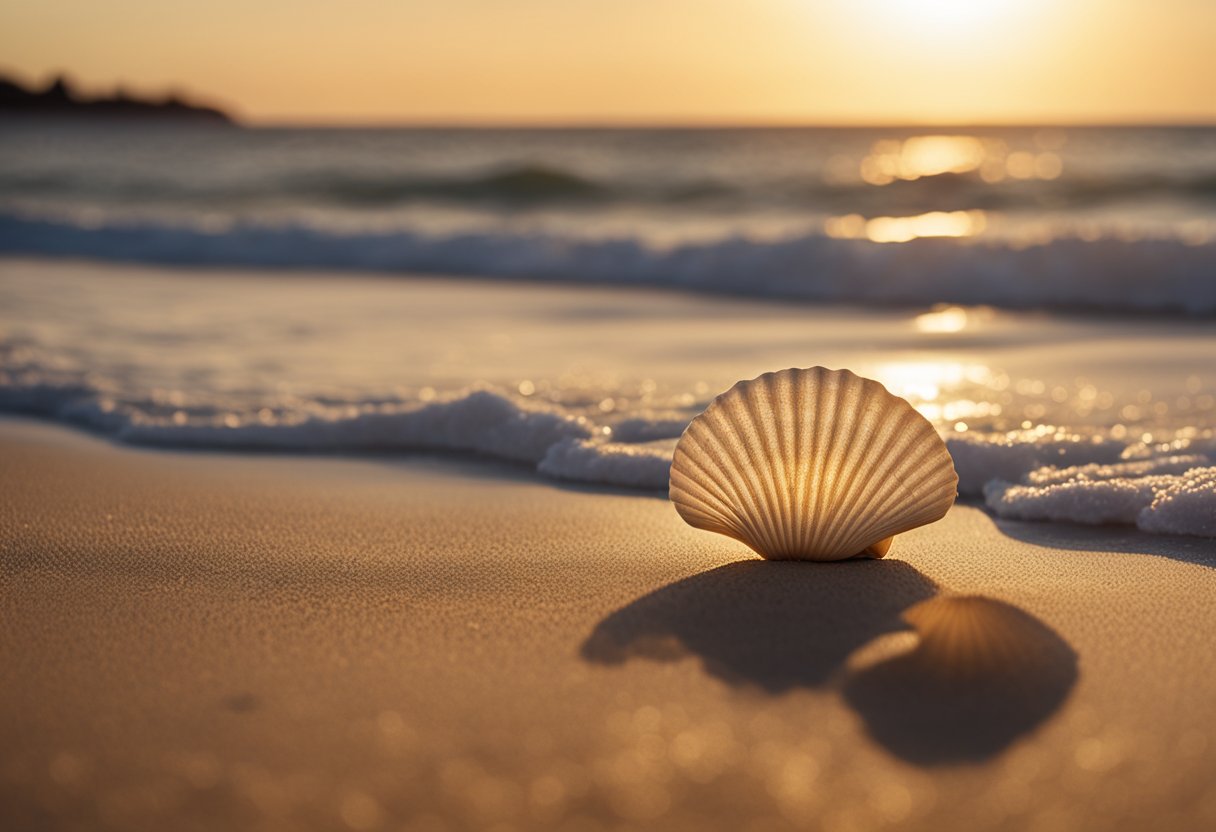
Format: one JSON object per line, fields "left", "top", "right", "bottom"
{"left": 672, "top": 431, "right": 764, "bottom": 543}
{"left": 679, "top": 511, "right": 742, "bottom": 539}
{"left": 670, "top": 469, "right": 753, "bottom": 535}
{"left": 671, "top": 471, "right": 734, "bottom": 523}
{"left": 670, "top": 483, "right": 745, "bottom": 536}
{"left": 804, "top": 367, "right": 845, "bottom": 555}
{"left": 729, "top": 378, "right": 779, "bottom": 552}
{"left": 882, "top": 443, "right": 958, "bottom": 517}
{"left": 845, "top": 415, "right": 956, "bottom": 536}
{"left": 714, "top": 387, "right": 785, "bottom": 555}
{"left": 819, "top": 386, "right": 930, "bottom": 555}
{"left": 789, "top": 368, "right": 814, "bottom": 555}
{"left": 792, "top": 367, "right": 823, "bottom": 554}
{"left": 696, "top": 402, "right": 781, "bottom": 554}
{"left": 756, "top": 372, "right": 799, "bottom": 556}
{"left": 812, "top": 368, "right": 861, "bottom": 555}
{"left": 768, "top": 373, "right": 797, "bottom": 553}
{"left": 832, "top": 412, "right": 956, "bottom": 553}
{"left": 817, "top": 376, "right": 884, "bottom": 554}
{"left": 743, "top": 374, "right": 792, "bottom": 555}
{"left": 671, "top": 435, "right": 751, "bottom": 520}
{"left": 828, "top": 405, "right": 937, "bottom": 554}
{"left": 826, "top": 403, "right": 919, "bottom": 549}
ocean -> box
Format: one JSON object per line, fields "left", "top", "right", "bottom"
{"left": 0, "top": 124, "right": 1213, "bottom": 536}
{"left": 1, "top": 123, "right": 1214, "bottom": 313}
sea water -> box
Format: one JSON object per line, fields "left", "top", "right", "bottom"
{"left": 1, "top": 124, "right": 1214, "bottom": 313}
{"left": 0, "top": 125, "right": 1213, "bottom": 536}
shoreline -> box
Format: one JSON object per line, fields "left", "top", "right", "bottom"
{"left": 2, "top": 256, "right": 1213, "bottom": 537}
{"left": 2, "top": 409, "right": 1212, "bottom": 543}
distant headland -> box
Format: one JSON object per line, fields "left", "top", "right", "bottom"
{"left": 0, "top": 73, "right": 235, "bottom": 124}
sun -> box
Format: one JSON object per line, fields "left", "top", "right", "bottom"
{"left": 873, "top": 0, "right": 1013, "bottom": 34}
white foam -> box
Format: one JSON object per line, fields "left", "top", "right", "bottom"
{"left": 1138, "top": 469, "right": 1216, "bottom": 537}
{"left": 984, "top": 476, "right": 1168, "bottom": 525}
{"left": 538, "top": 438, "right": 674, "bottom": 489}
{"left": 986, "top": 467, "right": 1216, "bottom": 537}
{"left": 1027, "top": 455, "right": 1213, "bottom": 486}
{"left": 947, "top": 429, "right": 1126, "bottom": 495}
{"left": 3, "top": 364, "right": 1213, "bottom": 537}
{"left": 120, "top": 390, "right": 595, "bottom": 463}
{"left": 610, "top": 417, "right": 689, "bottom": 443}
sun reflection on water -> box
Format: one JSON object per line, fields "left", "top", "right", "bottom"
{"left": 845, "top": 134, "right": 1064, "bottom": 188}
{"left": 869, "top": 361, "right": 1005, "bottom": 426}
{"left": 914, "top": 306, "right": 970, "bottom": 334}
{"left": 860, "top": 135, "right": 986, "bottom": 184}
{"left": 825, "top": 210, "right": 987, "bottom": 243}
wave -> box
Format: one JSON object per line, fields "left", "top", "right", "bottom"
{"left": 0, "top": 164, "right": 635, "bottom": 207}
{"left": 1, "top": 372, "right": 1213, "bottom": 537}
{"left": 283, "top": 164, "right": 611, "bottom": 205}
{"left": 5, "top": 164, "right": 1215, "bottom": 211}
{"left": 2, "top": 211, "right": 1214, "bottom": 314}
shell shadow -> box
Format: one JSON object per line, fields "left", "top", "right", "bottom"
{"left": 582, "top": 559, "right": 938, "bottom": 693}
{"left": 843, "top": 595, "right": 1078, "bottom": 765}
{"left": 583, "top": 563, "right": 1078, "bottom": 765}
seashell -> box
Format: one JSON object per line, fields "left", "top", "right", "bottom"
{"left": 669, "top": 367, "right": 958, "bottom": 561}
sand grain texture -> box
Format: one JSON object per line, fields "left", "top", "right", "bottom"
{"left": 2, "top": 420, "right": 1216, "bottom": 831}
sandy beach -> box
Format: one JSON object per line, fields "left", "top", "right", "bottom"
{"left": 6, "top": 4, "right": 1216, "bottom": 829}
{"left": 3, "top": 417, "right": 1215, "bottom": 831}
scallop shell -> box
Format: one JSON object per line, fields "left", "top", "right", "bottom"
{"left": 669, "top": 367, "right": 958, "bottom": 561}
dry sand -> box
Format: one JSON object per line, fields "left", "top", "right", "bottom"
{"left": 2, "top": 418, "right": 1215, "bottom": 831}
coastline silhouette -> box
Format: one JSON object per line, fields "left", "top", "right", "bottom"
{"left": 0, "top": 73, "right": 233, "bottom": 123}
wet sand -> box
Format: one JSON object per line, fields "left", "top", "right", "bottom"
{"left": 2, "top": 418, "right": 1216, "bottom": 831}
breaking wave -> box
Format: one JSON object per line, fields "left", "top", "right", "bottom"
{"left": 2, "top": 212, "right": 1214, "bottom": 315}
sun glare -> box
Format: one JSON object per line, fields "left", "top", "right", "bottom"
{"left": 876, "top": 0, "right": 1013, "bottom": 33}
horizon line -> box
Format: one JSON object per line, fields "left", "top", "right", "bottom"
{"left": 238, "top": 117, "right": 1216, "bottom": 130}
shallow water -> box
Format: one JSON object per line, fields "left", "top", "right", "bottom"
{"left": 2, "top": 258, "right": 1212, "bottom": 537}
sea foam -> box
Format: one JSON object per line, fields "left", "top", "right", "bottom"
{"left": 985, "top": 468, "right": 1216, "bottom": 537}
{"left": 3, "top": 367, "right": 1213, "bottom": 537}
{"left": 538, "top": 438, "right": 675, "bottom": 489}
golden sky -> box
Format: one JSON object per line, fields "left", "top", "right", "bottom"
{"left": 2, "top": 0, "right": 1213, "bottom": 124}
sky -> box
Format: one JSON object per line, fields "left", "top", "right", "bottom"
{"left": 2, "top": 0, "right": 1214, "bottom": 125}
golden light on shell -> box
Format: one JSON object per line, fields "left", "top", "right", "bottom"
{"left": 669, "top": 368, "right": 958, "bottom": 562}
